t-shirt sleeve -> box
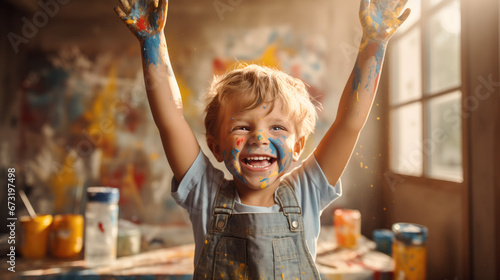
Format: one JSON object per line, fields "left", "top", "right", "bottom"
{"left": 170, "top": 150, "right": 225, "bottom": 214}
{"left": 284, "top": 152, "right": 342, "bottom": 212}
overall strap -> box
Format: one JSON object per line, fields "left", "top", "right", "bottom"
{"left": 276, "top": 181, "right": 302, "bottom": 232}
{"left": 212, "top": 179, "right": 236, "bottom": 232}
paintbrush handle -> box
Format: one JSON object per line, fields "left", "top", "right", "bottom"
{"left": 19, "top": 189, "right": 37, "bottom": 219}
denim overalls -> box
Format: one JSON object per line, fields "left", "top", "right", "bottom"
{"left": 193, "top": 179, "right": 320, "bottom": 280}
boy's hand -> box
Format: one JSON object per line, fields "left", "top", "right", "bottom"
{"left": 115, "top": 0, "right": 168, "bottom": 42}
{"left": 360, "top": 0, "right": 411, "bottom": 43}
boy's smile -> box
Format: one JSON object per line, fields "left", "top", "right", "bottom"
{"left": 212, "top": 101, "right": 304, "bottom": 195}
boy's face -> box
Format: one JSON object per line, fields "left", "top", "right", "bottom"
{"left": 211, "top": 100, "right": 304, "bottom": 191}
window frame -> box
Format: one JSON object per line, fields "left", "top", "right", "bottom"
{"left": 386, "top": 0, "right": 468, "bottom": 187}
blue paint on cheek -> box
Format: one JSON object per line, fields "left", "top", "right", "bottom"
{"left": 222, "top": 149, "right": 246, "bottom": 184}
{"left": 269, "top": 136, "right": 292, "bottom": 174}
{"left": 231, "top": 148, "right": 239, "bottom": 160}
{"left": 142, "top": 33, "right": 162, "bottom": 69}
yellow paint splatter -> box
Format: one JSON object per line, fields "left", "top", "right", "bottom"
{"left": 370, "top": 184, "right": 374, "bottom": 188}
{"left": 126, "top": 19, "right": 134, "bottom": 24}
{"left": 360, "top": 162, "right": 363, "bottom": 168}
{"left": 260, "top": 181, "right": 267, "bottom": 189}
{"left": 376, "top": 117, "right": 380, "bottom": 120}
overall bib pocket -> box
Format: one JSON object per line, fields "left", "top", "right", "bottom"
{"left": 273, "top": 237, "right": 300, "bottom": 278}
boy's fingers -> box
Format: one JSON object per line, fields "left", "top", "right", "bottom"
{"left": 157, "top": 0, "right": 168, "bottom": 14}
{"left": 119, "top": 0, "right": 131, "bottom": 13}
{"left": 395, "top": 0, "right": 409, "bottom": 16}
{"left": 114, "top": 6, "right": 129, "bottom": 23}
{"left": 398, "top": 8, "right": 411, "bottom": 23}
{"left": 359, "top": 0, "right": 370, "bottom": 13}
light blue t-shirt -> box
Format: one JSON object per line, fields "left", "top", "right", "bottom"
{"left": 171, "top": 150, "right": 342, "bottom": 265}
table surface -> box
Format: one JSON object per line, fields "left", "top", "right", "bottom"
{"left": 1, "top": 227, "right": 394, "bottom": 280}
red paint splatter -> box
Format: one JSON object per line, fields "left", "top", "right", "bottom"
{"left": 98, "top": 222, "right": 105, "bottom": 233}
{"left": 236, "top": 137, "right": 245, "bottom": 146}
{"left": 137, "top": 17, "right": 146, "bottom": 31}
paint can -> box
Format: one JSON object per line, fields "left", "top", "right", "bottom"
{"left": 19, "top": 214, "right": 53, "bottom": 258}
{"left": 333, "top": 209, "right": 361, "bottom": 248}
{"left": 373, "top": 229, "right": 394, "bottom": 255}
{"left": 392, "top": 223, "right": 428, "bottom": 280}
{"left": 49, "top": 214, "right": 84, "bottom": 258}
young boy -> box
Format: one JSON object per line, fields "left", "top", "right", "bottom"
{"left": 115, "top": 0, "right": 409, "bottom": 278}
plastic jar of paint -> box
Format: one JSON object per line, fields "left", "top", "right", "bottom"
{"left": 84, "top": 187, "right": 119, "bottom": 267}
{"left": 333, "top": 209, "right": 361, "bottom": 248}
{"left": 50, "top": 214, "right": 84, "bottom": 258}
{"left": 19, "top": 214, "right": 53, "bottom": 258}
{"left": 392, "top": 223, "right": 428, "bottom": 280}
{"left": 373, "top": 229, "right": 394, "bottom": 255}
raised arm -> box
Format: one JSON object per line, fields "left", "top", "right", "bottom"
{"left": 115, "top": 0, "right": 200, "bottom": 181}
{"left": 315, "top": 0, "right": 410, "bottom": 185}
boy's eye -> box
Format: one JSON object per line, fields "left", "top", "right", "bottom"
{"left": 271, "top": 125, "right": 286, "bottom": 131}
{"left": 233, "top": 126, "right": 249, "bottom": 131}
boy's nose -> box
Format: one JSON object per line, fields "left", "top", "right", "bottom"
{"left": 248, "top": 130, "right": 269, "bottom": 146}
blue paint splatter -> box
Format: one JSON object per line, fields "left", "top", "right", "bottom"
{"left": 142, "top": 33, "right": 162, "bottom": 69}
{"left": 231, "top": 148, "right": 239, "bottom": 160}
{"left": 268, "top": 136, "right": 292, "bottom": 173}
{"left": 352, "top": 63, "right": 362, "bottom": 92}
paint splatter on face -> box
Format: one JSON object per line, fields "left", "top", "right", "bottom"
{"left": 218, "top": 102, "right": 299, "bottom": 190}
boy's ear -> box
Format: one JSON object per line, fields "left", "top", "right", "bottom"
{"left": 293, "top": 136, "right": 306, "bottom": 161}
{"left": 207, "top": 135, "right": 224, "bottom": 162}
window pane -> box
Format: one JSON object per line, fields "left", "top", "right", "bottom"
{"left": 426, "top": 0, "right": 461, "bottom": 94}
{"left": 390, "top": 27, "right": 422, "bottom": 105}
{"left": 428, "top": 0, "right": 444, "bottom": 8}
{"left": 427, "top": 91, "right": 463, "bottom": 181}
{"left": 391, "top": 103, "right": 423, "bottom": 176}
{"left": 398, "top": 0, "right": 421, "bottom": 33}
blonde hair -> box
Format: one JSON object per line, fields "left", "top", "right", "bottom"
{"left": 205, "top": 64, "right": 318, "bottom": 142}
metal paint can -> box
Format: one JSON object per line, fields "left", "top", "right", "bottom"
{"left": 392, "top": 223, "right": 428, "bottom": 280}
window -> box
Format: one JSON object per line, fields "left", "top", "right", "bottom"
{"left": 389, "top": 0, "right": 463, "bottom": 182}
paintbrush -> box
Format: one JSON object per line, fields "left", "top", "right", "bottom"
{"left": 19, "top": 189, "right": 37, "bottom": 219}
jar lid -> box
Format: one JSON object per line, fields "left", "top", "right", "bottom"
{"left": 392, "top": 223, "right": 428, "bottom": 245}
{"left": 87, "top": 187, "right": 119, "bottom": 204}
{"left": 373, "top": 229, "right": 394, "bottom": 240}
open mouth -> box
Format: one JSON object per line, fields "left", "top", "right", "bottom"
{"left": 242, "top": 156, "right": 277, "bottom": 169}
